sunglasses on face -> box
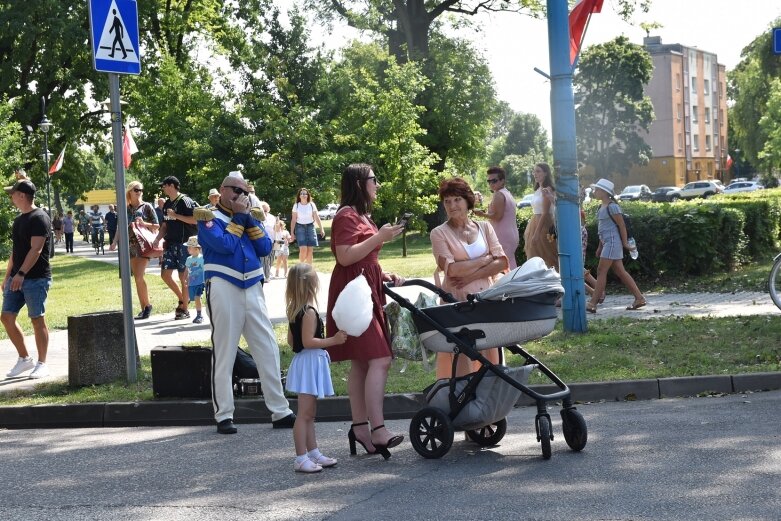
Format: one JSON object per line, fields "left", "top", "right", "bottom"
{"left": 487, "top": 178, "right": 500, "bottom": 184}
{"left": 226, "top": 186, "right": 248, "bottom": 196}
{"left": 300, "top": 192, "right": 309, "bottom": 196}
{"left": 133, "top": 188, "right": 143, "bottom": 193}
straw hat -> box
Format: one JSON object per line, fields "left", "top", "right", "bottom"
{"left": 590, "top": 178, "right": 615, "bottom": 197}
{"left": 185, "top": 235, "right": 200, "bottom": 248}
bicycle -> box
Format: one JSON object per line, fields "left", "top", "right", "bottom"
{"left": 769, "top": 253, "right": 781, "bottom": 309}
{"left": 91, "top": 225, "right": 105, "bottom": 255}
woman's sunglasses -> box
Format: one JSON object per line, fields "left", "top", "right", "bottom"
{"left": 132, "top": 188, "right": 144, "bottom": 193}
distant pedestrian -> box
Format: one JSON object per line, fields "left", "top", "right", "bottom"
{"left": 63, "top": 211, "right": 75, "bottom": 253}
{"left": 290, "top": 187, "right": 325, "bottom": 266}
{"left": 152, "top": 176, "right": 198, "bottom": 320}
{"left": 586, "top": 178, "right": 645, "bottom": 314}
{"left": 105, "top": 204, "right": 119, "bottom": 246}
{"left": 184, "top": 236, "right": 204, "bottom": 324}
{"left": 2, "top": 179, "right": 52, "bottom": 379}
{"left": 197, "top": 171, "right": 295, "bottom": 434}
{"left": 285, "top": 262, "right": 346, "bottom": 473}
{"left": 473, "top": 166, "right": 519, "bottom": 269}
{"left": 207, "top": 188, "right": 219, "bottom": 209}
{"left": 523, "top": 163, "right": 558, "bottom": 270}
{"left": 78, "top": 209, "right": 89, "bottom": 242}
{"left": 260, "top": 200, "right": 276, "bottom": 279}
{"left": 273, "top": 219, "right": 291, "bottom": 278}
{"left": 52, "top": 212, "right": 63, "bottom": 244}
{"left": 154, "top": 197, "right": 165, "bottom": 225}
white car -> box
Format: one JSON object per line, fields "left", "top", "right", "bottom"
{"left": 723, "top": 181, "right": 764, "bottom": 193}
{"left": 317, "top": 203, "right": 339, "bottom": 220}
{"left": 677, "top": 180, "right": 724, "bottom": 200}
{"left": 516, "top": 194, "right": 534, "bottom": 208}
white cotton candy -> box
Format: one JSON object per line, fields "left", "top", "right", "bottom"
{"left": 332, "top": 273, "right": 373, "bottom": 337}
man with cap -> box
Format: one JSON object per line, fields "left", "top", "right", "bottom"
{"left": 152, "top": 176, "right": 198, "bottom": 320}
{"left": 207, "top": 188, "right": 220, "bottom": 209}
{"left": 2, "top": 179, "right": 52, "bottom": 379}
{"left": 196, "top": 171, "right": 295, "bottom": 434}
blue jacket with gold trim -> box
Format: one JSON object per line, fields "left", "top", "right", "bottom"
{"left": 197, "top": 204, "right": 271, "bottom": 288}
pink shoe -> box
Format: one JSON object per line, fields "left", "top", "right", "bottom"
{"left": 310, "top": 454, "right": 337, "bottom": 468}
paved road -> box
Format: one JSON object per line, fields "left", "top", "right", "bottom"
{"left": 1, "top": 239, "right": 779, "bottom": 394}
{"left": 1, "top": 389, "right": 779, "bottom": 521}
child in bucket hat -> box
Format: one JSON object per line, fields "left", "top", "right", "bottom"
{"left": 184, "top": 235, "right": 205, "bottom": 323}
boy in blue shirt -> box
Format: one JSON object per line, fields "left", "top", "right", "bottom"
{"left": 185, "top": 236, "right": 205, "bottom": 324}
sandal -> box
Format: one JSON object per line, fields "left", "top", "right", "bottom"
{"left": 626, "top": 299, "right": 647, "bottom": 310}
{"left": 586, "top": 303, "right": 597, "bottom": 314}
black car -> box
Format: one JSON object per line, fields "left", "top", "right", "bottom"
{"left": 651, "top": 186, "right": 680, "bottom": 202}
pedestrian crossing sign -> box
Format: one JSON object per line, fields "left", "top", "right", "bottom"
{"left": 89, "top": 0, "right": 141, "bottom": 75}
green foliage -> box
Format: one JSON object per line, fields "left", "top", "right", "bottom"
{"left": 575, "top": 36, "right": 654, "bottom": 176}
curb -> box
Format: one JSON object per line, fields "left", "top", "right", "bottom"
{"left": 2, "top": 372, "right": 780, "bottom": 430}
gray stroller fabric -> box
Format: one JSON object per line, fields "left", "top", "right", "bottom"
{"left": 477, "top": 257, "right": 564, "bottom": 301}
{"left": 425, "top": 365, "right": 534, "bottom": 431}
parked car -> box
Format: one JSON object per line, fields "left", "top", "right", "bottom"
{"left": 618, "top": 184, "right": 652, "bottom": 201}
{"left": 516, "top": 194, "right": 534, "bottom": 208}
{"left": 651, "top": 186, "right": 681, "bottom": 202}
{"left": 677, "top": 180, "right": 724, "bottom": 200}
{"left": 317, "top": 203, "right": 339, "bottom": 220}
{"left": 723, "top": 181, "right": 764, "bottom": 193}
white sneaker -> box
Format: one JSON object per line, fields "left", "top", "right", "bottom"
{"left": 28, "top": 361, "right": 50, "bottom": 379}
{"left": 6, "top": 356, "right": 35, "bottom": 377}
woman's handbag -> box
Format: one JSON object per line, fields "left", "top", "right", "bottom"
{"left": 131, "top": 222, "right": 164, "bottom": 258}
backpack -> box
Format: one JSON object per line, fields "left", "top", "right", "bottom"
{"left": 608, "top": 203, "right": 633, "bottom": 237}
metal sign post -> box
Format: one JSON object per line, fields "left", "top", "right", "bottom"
{"left": 89, "top": 0, "right": 141, "bottom": 381}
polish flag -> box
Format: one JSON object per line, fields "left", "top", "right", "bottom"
{"left": 48, "top": 144, "right": 66, "bottom": 175}
{"left": 726, "top": 154, "right": 733, "bottom": 170}
{"left": 123, "top": 126, "right": 138, "bottom": 169}
{"left": 569, "top": 0, "right": 604, "bottom": 65}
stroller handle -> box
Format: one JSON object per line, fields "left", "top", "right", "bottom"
{"left": 384, "top": 279, "right": 458, "bottom": 303}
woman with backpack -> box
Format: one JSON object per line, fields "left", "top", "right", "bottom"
{"left": 586, "top": 178, "right": 646, "bottom": 314}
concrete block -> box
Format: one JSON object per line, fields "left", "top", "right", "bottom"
{"left": 0, "top": 403, "right": 104, "bottom": 429}
{"left": 658, "top": 375, "right": 733, "bottom": 398}
{"left": 103, "top": 400, "right": 213, "bottom": 427}
{"left": 732, "top": 372, "right": 781, "bottom": 392}
{"left": 68, "top": 311, "right": 127, "bottom": 386}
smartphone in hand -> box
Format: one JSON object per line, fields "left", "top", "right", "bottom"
{"left": 396, "top": 212, "right": 413, "bottom": 230}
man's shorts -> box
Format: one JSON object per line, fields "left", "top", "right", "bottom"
{"left": 162, "top": 243, "right": 189, "bottom": 272}
{"left": 188, "top": 283, "right": 205, "bottom": 301}
{"left": 2, "top": 277, "right": 52, "bottom": 318}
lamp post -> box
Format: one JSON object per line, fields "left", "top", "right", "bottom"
{"left": 38, "top": 97, "right": 55, "bottom": 258}
{"left": 734, "top": 149, "right": 741, "bottom": 179}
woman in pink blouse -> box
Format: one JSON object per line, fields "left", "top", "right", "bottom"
{"left": 430, "top": 178, "right": 509, "bottom": 379}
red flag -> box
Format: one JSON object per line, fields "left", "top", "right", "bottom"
{"left": 123, "top": 126, "right": 138, "bottom": 169}
{"left": 726, "top": 154, "right": 733, "bottom": 170}
{"left": 569, "top": 0, "right": 604, "bottom": 65}
{"left": 48, "top": 144, "right": 66, "bottom": 175}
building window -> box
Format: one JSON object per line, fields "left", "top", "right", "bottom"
{"left": 676, "top": 73, "right": 681, "bottom": 91}
{"left": 705, "top": 107, "right": 710, "bottom": 124}
{"left": 705, "top": 135, "right": 712, "bottom": 151}
{"left": 720, "top": 109, "right": 724, "bottom": 126}
{"left": 693, "top": 134, "right": 699, "bottom": 151}
{"left": 692, "top": 106, "right": 698, "bottom": 123}
{"left": 704, "top": 79, "right": 710, "bottom": 95}
{"left": 691, "top": 77, "right": 697, "bottom": 93}
{"left": 677, "top": 103, "right": 682, "bottom": 120}
{"left": 678, "top": 133, "right": 683, "bottom": 150}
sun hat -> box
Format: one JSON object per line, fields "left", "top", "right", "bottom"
{"left": 590, "top": 178, "right": 615, "bottom": 197}
{"left": 185, "top": 235, "right": 200, "bottom": 248}
{"left": 4, "top": 179, "right": 37, "bottom": 196}
{"left": 208, "top": 188, "right": 219, "bottom": 197}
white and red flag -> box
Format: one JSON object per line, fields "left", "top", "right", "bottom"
{"left": 48, "top": 144, "right": 66, "bottom": 175}
{"left": 123, "top": 125, "right": 138, "bottom": 169}
{"left": 569, "top": 0, "right": 604, "bottom": 65}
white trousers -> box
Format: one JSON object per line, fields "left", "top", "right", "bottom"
{"left": 207, "top": 277, "right": 292, "bottom": 423}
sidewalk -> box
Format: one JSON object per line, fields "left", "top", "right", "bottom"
{"left": 2, "top": 238, "right": 780, "bottom": 427}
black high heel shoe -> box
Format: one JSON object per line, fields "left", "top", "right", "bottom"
{"left": 349, "top": 422, "right": 380, "bottom": 456}
{"left": 371, "top": 424, "right": 403, "bottom": 460}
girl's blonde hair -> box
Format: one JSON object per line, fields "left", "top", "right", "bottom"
{"left": 126, "top": 181, "right": 143, "bottom": 206}
{"left": 285, "top": 263, "right": 319, "bottom": 322}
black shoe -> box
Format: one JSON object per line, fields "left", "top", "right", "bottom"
{"left": 217, "top": 419, "right": 237, "bottom": 434}
{"left": 135, "top": 305, "right": 152, "bottom": 320}
{"left": 272, "top": 413, "right": 296, "bottom": 429}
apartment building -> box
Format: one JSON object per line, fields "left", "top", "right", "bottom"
{"left": 626, "top": 36, "right": 729, "bottom": 187}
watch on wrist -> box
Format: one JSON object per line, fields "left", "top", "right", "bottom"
{"left": 16, "top": 270, "right": 26, "bottom": 277}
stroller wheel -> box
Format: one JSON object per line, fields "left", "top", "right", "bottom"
{"left": 409, "top": 407, "right": 454, "bottom": 459}
{"left": 536, "top": 415, "right": 552, "bottom": 460}
{"left": 465, "top": 418, "right": 507, "bottom": 447}
{"left": 560, "top": 408, "right": 588, "bottom": 451}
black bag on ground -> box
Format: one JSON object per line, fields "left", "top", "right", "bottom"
{"left": 233, "top": 347, "right": 260, "bottom": 381}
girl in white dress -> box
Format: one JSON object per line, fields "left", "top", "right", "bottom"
{"left": 285, "top": 263, "right": 348, "bottom": 473}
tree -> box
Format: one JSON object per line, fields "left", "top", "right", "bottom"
{"left": 574, "top": 36, "right": 654, "bottom": 177}
{"left": 758, "top": 77, "right": 781, "bottom": 175}
{"left": 488, "top": 112, "right": 549, "bottom": 166}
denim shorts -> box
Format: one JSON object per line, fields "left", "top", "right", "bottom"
{"left": 294, "top": 223, "right": 319, "bottom": 247}
{"left": 2, "top": 277, "right": 53, "bottom": 318}
{"left": 188, "top": 283, "right": 205, "bottom": 301}
{"left": 162, "top": 243, "right": 189, "bottom": 272}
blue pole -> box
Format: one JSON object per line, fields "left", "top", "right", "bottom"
{"left": 547, "top": 0, "right": 587, "bottom": 332}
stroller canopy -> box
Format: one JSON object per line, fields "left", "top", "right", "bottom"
{"left": 477, "top": 257, "right": 564, "bottom": 301}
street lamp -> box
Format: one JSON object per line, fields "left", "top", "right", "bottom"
{"left": 734, "top": 149, "right": 741, "bottom": 179}
{"left": 38, "top": 97, "right": 55, "bottom": 258}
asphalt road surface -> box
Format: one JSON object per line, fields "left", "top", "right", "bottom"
{"left": 2, "top": 390, "right": 779, "bottom": 521}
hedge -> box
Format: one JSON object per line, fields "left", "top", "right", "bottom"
{"left": 514, "top": 188, "right": 781, "bottom": 279}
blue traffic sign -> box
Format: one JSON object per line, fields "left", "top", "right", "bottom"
{"left": 774, "top": 28, "right": 781, "bottom": 55}
{"left": 89, "top": 0, "right": 141, "bottom": 75}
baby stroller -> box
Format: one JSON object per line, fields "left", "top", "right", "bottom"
{"left": 383, "top": 258, "right": 587, "bottom": 460}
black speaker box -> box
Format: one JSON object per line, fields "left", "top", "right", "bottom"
{"left": 151, "top": 346, "right": 212, "bottom": 399}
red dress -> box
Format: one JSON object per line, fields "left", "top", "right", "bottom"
{"left": 326, "top": 208, "right": 393, "bottom": 362}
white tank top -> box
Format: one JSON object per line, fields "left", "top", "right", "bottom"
{"left": 293, "top": 202, "right": 314, "bottom": 224}
{"left": 462, "top": 227, "right": 488, "bottom": 259}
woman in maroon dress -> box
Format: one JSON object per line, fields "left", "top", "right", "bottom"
{"left": 326, "top": 163, "right": 406, "bottom": 459}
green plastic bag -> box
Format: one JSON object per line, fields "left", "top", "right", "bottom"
{"left": 385, "top": 292, "right": 438, "bottom": 370}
